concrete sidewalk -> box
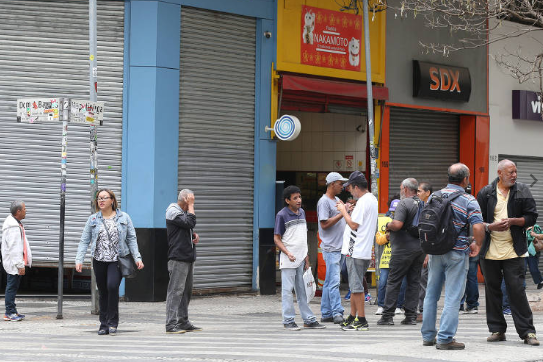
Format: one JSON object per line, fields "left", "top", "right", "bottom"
{"left": 0, "top": 285, "right": 542, "bottom": 362}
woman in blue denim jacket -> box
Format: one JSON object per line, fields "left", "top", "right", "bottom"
{"left": 75, "top": 189, "right": 144, "bottom": 335}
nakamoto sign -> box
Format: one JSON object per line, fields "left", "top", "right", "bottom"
{"left": 413, "top": 60, "right": 471, "bottom": 102}
{"left": 300, "top": 5, "right": 362, "bottom": 71}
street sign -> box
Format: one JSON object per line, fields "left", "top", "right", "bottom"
{"left": 17, "top": 98, "right": 66, "bottom": 123}
{"left": 70, "top": 100, "right": 104, "bottom": 125}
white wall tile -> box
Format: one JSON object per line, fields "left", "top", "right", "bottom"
{"left": 333, "top": 115, "right": 345, "bottom": 132}
{"left": 333, "top": 133, "right": 345, "bottom": 151}
{"left": 322, "top": 114, "right": 334, "bottom": 132}
{"left": 355, "top": 151, "right": 366, "bottom": 171}
{"left": 302, "top": 132, "right": 312, "bottom": 151}
{"left": 291, "top": 152, "right": 302, "bottom": 170}
{"left": 311, "top": 151, "right": 322, "bottom": 171}
{"left": 290, "top": 132, "right": 302, "bottom": 152}
{"left": 312, "top": 113, "right": 323, "bottom": 133}
{"left": 355, "top": 132, "right": 366, "bottom": 151}
{"left": 345, "top": 133, "right": 356, "bottom": 153}
{"left": 322, "top": 152, "right": 335, "bottom": 171}
{"left": 311, "top": 132, "right": 322, "bottom": 152}
{"left": 322, "top": 132, "right": 334, "bottom": 151}
{"left": 301, "top": 152, "right": 312, "bottom": 171}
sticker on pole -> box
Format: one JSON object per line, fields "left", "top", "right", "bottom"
{"left": 70, "top": 100, "right": 104, "bottom": 125}
{"left": 274, "top": 115, "right": 301, "bottom": 141}
{"left": 17, "top": 98, "right": 62, "bottom": 123}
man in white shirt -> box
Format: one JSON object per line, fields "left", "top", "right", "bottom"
{"left": 337, "top": 171, "right": 378, "bottom": 331}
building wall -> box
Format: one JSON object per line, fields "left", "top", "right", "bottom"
{"left": 488, "top": 18, "right": 543, "bottom": 179}
{"left": 385, "top": 4, "right": 487, "bottom": 113}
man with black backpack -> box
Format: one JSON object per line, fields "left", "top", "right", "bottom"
{"left": 477, "top": 159, "right": 539, "bottom": 346}
{"left": 377, "top": 178, "right": 425, "bottom": 326}
{"left": 420, "top": 163, "right": 484, "bottom": 350}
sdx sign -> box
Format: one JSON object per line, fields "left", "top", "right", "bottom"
{"left": 413, "top": 60, "right": 471, "bottom": 102}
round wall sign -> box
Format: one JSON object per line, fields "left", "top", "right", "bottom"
{"left": 274, "top": 115, "right": 301, "bottom": 141}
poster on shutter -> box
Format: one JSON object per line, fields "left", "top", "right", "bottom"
{"left": 17, "top": 98, "right": 61, "bottom": 123}
{"left": 301, "top": 5, "right": 362, "bottom": 71}
{"left": 345, "top": 155, "right": 354, "bottom": 171}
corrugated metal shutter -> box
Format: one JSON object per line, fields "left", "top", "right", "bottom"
{"left": 178, "top": 7, "right": 255, "bottom": 289}
{"left": 498, "top": 155, "right": 543, "bottom": 272}
{"left": 0, "top": 0, "right": 125, "bottom": 266}
{"left": 389, "top": 108, "right": 459, "bottom": 199}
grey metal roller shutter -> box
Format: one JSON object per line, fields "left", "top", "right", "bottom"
{"left": 0, "top": 0, "right": 124, "bottom": 266}
{"left": 498, "top": 155, "right": 543, "bottom": 273}
{"left": 178, "top": 7, "right": 255, "bottom": 290}
{"left": 389, "top": 108, "right": 459, "bottom": 199}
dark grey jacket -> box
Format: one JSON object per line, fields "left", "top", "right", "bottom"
{"left": 165, "top": 203, "right": 196, "bottom": 262}
{"left": 476, "top": 178, "right": 538, "bottom": 258}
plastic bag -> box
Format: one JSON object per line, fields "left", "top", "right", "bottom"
{"left": 303, "top": 266, "right": 316, "bottom": 303}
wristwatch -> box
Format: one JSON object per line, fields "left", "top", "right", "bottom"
{"left": 484, "top": 223, "right": 490, "bottom": 233}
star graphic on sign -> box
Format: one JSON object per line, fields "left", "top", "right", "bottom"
{"left": 328, "top": 54, "right": 334, "bottom": 65}
{"left": 343, "top": 17, "right": 348, "bottom": 27}
{"left": 303, "top": 51, "right": 309, "bottom": 62}
{"left": 316, "top": 53, "right": 321, "bottom": 64}
{"left": 349, "top": 19, "right": 353, "bottom": 27}
{"left": 341, "top": 58, "right": 347, "bottom": 68}
{"left": 310, "top": 54, "right": 314, "bottom": 62}
{"left": 334, "top": 57, "right": 339, "bottom": 66}
{"left": 317, "top": 12, "right": 323, "bottom": 23}
{"left": 355, "top": 19, "right": 361, "bottom": 29}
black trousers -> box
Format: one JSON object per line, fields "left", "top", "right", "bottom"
{"left": 383, "top": 250, "right": 425, "bottom": 319}
{"left": 480, "top": 257, "right": 536, "bottom": 338}
{"left": 93, "top": 259, "right": 122, "bottom": 330}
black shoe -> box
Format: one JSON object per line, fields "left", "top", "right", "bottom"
{"left": 182, "top": 324, "right": 202, "bottom": 332}
{"left": 284, "top": 322, "right": 301, "bottom": 331}
{"left": 341, "top": 315, "right": 356, "bottom": 327}
{"left": 320, "top": 316, "right": 334, "bottom": 323}
{"left": 377, "top": 316, "right": 394, "bottom": 325}
{"left": 538, "top": 282, "right": 543, "bottom": 290}
{"left": 97, "top": 329, "right": 109, "bottom": 335}
{"left": 166, "top": 327, "right": 186, "bottom": 334}
{"left": 109, "top": 327, "right": 117, "bottom": 335}
{"left": 304, "top": 321, "right": 326, "bottom": 329}
{"left": 400, "top": 317, "right": 417, "bottom": 325}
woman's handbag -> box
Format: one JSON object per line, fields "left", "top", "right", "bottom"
{"left": 118, "top": 254, "right": 138, "bottom": 278}
{"left": 533, "top": 237, "right": 543, "bottom": 253}
{"left": 100, "top": 219, "right": 138, "bottom": 278}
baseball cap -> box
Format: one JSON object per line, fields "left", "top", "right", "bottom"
{"left": 326, "top": 172, "right": 348, "bottom": 185}
{"left": 389, "top": 199, "right": 400, "bottom": 212}
{"left": 343, "top": 171, "right": 367, "bottom": 188}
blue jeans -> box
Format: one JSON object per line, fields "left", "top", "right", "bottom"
{"left": 281, "top": 263, "right": 317, "bottom": 325}
{"left": 5, "top": 274, "right": 22, "bottom": 315}
{"left": 460, "top": 255, "right": 479, "bottom": 309}
{"left": 377, "top": 268, "right": 407, "bottom": 308}
{"left": 526, "top": 254, "right": 543, "bottom": 285}
{"left": 321, "top": 251, "right": 344, "bottom": 318}
{"left": 422, "top": 250, "right": 469, "bottom": 344}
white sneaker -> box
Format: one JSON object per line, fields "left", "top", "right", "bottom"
{"left": 395, "top": 308, "right": 404, "bottom": 315}
{"left": 375, "top": 307, "right": 383, "bottom": 315}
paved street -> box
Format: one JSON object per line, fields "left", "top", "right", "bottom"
{"left": 1, "top": 285, "right": 542, "bottom": 362}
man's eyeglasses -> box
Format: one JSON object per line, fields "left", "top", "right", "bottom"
{"left": 97, "top": 197, "right": 111, "bottom": 202}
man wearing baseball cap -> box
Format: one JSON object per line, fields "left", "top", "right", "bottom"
{"left": 318, "top": 172, "right": 349, "bottom": 324}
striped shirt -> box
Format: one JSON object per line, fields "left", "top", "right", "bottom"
{"left": 438, "top": 184, "right": 483, "bottom": 251}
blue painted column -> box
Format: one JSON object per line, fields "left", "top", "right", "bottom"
{"left": 123, "top": 0, "right": 181, "bottom": 301}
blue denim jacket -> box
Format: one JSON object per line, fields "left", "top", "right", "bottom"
{"left": 75, "top": 209, "right": 142, "bottom": 264}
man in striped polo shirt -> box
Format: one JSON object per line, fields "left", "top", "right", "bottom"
{"left": 421, "top": 163, "right": 485, "bottom": 350}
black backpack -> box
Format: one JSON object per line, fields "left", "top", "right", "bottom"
{"left": 418, "top": 190, "right": 467, "bottom": 255}
{"left": 406, "top": 198, "right": 424, "bottom": 238}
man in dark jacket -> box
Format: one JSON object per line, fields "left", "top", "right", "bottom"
{"left": 165, "top": 189, "right": 201, "bottom": 334}
{"left": 477, "top": 159, "right": 539, "bottom": 346}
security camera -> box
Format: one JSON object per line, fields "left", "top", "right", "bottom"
{"left": 264, "top": 31, "right": 272, "bottom": 39}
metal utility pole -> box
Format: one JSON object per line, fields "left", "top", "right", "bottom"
{"left": 362, "top": 0, "right": 378, "bottom": 201}
{"left": 89, "top": 0, "right": 99, "bottom": 315}
{"left": 57, "top": 100, "right": 69, "bottom": 320}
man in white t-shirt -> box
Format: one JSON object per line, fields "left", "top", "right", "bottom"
{"left": 337, "top": 171, "right": 378, "bottom": 331}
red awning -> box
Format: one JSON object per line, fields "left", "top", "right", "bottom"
{"left": 281, "top": 74, "right": 389, "bottom": 101}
